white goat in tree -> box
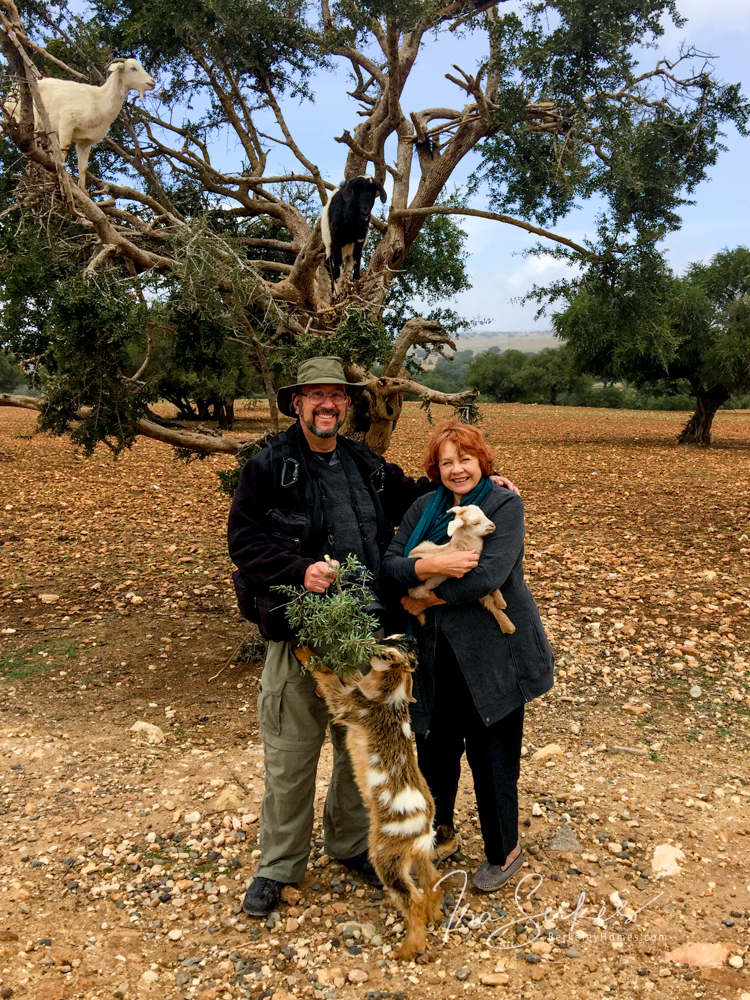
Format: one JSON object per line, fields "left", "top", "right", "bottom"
{"left": 6, "top": 58, "right": 155, "bottom": 190}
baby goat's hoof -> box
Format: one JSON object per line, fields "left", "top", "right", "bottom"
{"left": 415, "top": 948, "right": 434, "bottom": 964}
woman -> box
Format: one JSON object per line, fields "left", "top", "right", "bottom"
{"left": 381, "top": 418, "right": 554, "bottom": 891}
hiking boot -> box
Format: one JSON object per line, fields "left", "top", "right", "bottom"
{"left": 242, "top": 876, "right": 285, "bottom": 917}
{"left": 338, "top": 850, "right": 383, "bottom": 887}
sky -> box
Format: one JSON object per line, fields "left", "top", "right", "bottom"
{"left": 251, "top": 0, "right": 750, "bottom": 332}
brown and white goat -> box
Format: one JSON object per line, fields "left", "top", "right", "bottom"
{"left": 295, "top": 636, "right": 442, "bottom": 961}
{"left": 407, "top": 504, "right": 515, "bottom": 631}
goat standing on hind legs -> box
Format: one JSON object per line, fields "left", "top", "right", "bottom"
{"left": 295, "top": 638, "right": 443, "bottom": 962}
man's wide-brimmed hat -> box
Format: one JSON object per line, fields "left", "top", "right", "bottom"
{"left": 276, "top": 356, "right": 370, "bottom": 418}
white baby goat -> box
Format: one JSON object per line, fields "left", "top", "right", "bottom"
{"left": 6, "top": 58, "right": 155, "bottom": 190}
{"left": 408, "top": 504, "right": 516, "bottom": 632}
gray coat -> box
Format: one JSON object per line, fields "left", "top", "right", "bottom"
{"left": 380, "top": 484, "right": 554, "bottom": 735}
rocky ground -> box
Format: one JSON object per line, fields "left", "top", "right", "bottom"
{"left": 0, "top": 402, "right": 749, "bottom": 1000}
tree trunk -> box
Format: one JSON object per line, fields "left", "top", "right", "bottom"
{"left": 340, "top": 382, "right": 402, "bottom": 454}
{"left": 216, "top": 398, "right": 235, "bottom": 430}
{"left": 677, "top": 386, "right": 730, "bottom": 446}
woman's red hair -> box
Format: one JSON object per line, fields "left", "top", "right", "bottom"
{"left": 423, "top": 418, "right": 495, "bottom": 483}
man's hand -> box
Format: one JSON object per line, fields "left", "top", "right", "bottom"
{"left": 490, "top": 474, "right": 520, "bottom": 496}
{"left": 304, "top": 559, "right": 340, "bottom": 593}
{"left": 401, "top": 592, "right": 446, "bottom": 617}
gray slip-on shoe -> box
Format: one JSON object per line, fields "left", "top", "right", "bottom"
{"left": 471, "top": 850, "right": 525, "bottom": 892}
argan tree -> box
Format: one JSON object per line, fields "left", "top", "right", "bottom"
{"left": 0, "top": 0, "right": 747, "bottom": 458}
{"left": 551, "top": 246, "right": 750, "bottom": 445}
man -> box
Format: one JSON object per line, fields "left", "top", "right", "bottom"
{"left": 228, "top": 357, "right": 516, "bottom": 916}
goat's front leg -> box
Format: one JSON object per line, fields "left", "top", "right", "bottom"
{"left": 76, "top": 141, "right": 93, "bottom": 190}
{"left": 311, "top": 668, "right": 357, "bottom": 720}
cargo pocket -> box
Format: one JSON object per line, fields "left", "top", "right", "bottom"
{"left": 258, "top": 677, "right": 284, "bottom": 738}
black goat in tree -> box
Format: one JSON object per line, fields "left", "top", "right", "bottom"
{"left": 321, "top": 175, "right": 387, "bottom": 293}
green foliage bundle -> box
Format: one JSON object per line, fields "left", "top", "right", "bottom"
{"left": 273, "top": 555, "right": 381, "bottom": 678}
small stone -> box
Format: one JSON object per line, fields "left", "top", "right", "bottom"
{"left": 548, "top": 825, "right": 580, "bottom": 852}
{"left": 689, "top": 685, "right": 702, "bottom": 698}
{"left": 175, "top": 969, "right": 192, "bottom": 986}
{"left": 184, "top": 811, "right": 201, "bottom": 824}
{"left": 141, "top": 970, "right": 158, "bottom": 983}
{"left": 38, "top": 593, "right": 60, "bottom": 604}
{"left": 635, "top": 879, "right": 648, "bottom": 890}
{"left": 1, "top": 988, "right": 12, "bottom": 999}
{"left": 347, "top": 969, "right": 369, "bottom": 983}
{"left": 211, "top": 785, "right": 243, "bottom": 811}
{"left": 607, "top": 841, "right": 623, "bottom": 855}
{"left": 129, "top": 721, "right": 165, "bottom": 744}
{"left": 480, "top": 973, "right": 509, "bottom": 985}
{"left": 167, "top": 929, "right": 182, "bottom": 941}
{"left": 526, "top": 953, "right": 541, "bottom": 964}
{"left": 113, "top": 983, "right": 128, "bottom": 998}
{"left": 728, "top": 956, "right": 744, "bottom": 969}
{"left": 721, "top": 918, "right": 735, "bottom": 927}
{"left": 530, "top": 743, "right": 563, "bottom": 762}
{"left": 566, "top": 948, "right": 579, "bottom": 959}
{"left": 455, "top": 968, "right": 471, "bottom": 981}
{"left": 281, "top": 886, "right": 302, "bottom": 905}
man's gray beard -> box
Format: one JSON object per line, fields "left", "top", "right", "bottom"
{"left": 302, "top": 411, "right": 343, "bottom": 439}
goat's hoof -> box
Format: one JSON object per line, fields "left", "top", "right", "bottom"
{"left": 397, "top": 944, "right": 417, "bottom": 962}
{"left": 415, "top": 948, "right": 434, "bottom": 964}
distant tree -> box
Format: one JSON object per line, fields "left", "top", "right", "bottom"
{"left": 467, "top": 348, "right": 530, "bottom": 402}
{"left": 517, "top": 346, "right": 579, "bottom": 405}
{"left": 552, "top": 246, "right": 750, "bottom": 444}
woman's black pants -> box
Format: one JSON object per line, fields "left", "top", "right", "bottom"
{"left": 415, "top": 638, "right": 524, "bottom": 867}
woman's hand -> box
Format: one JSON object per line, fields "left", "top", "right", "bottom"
{"left": 401, "top": 592, "right": 446, "bottom": 617}
{"left": 415, "top": 549, "right": 480, "bottom": 580}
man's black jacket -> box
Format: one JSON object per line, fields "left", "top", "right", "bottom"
{"left": 227, "top": 420, "right": 435, "bottom": 639}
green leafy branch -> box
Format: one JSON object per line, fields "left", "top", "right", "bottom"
{"left": 273, "top": 554, "right": 381, "bottom": 677}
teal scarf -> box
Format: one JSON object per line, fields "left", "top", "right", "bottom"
{"left": 403, "top": 477, "right": 492, "bottom": 557}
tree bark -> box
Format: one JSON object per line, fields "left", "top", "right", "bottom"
{"left": 677, "top": 385, "right": 730, "bottom": 446}
{"left": 0, "top": 393, "right": 248, "bottom": 454}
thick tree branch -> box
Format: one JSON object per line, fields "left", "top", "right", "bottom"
{"left": 392, "top": 205, "right": 590, "bottom": 256}
{"left": 382, "top": 317, "right": 457, "bottom": 378}
{"left": 0, "top": 393, "right": 248, "bottom": 454}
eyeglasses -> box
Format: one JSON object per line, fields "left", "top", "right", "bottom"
{"left": 298, "top": 391, "right": 348, "bottom": 405}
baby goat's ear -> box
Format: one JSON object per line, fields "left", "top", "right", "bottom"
{"left": 446, "top": 506, "right": 464, "bottom": 538}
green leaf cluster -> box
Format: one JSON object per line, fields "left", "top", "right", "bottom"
{"left": 273, "top": 554, "right": 381, "bottom": 677}
{"left": 476, "top": 2, "right": 749, "bottom": 242}
{"left": 280, "top": 310, "right": 393, "bottom": 379}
